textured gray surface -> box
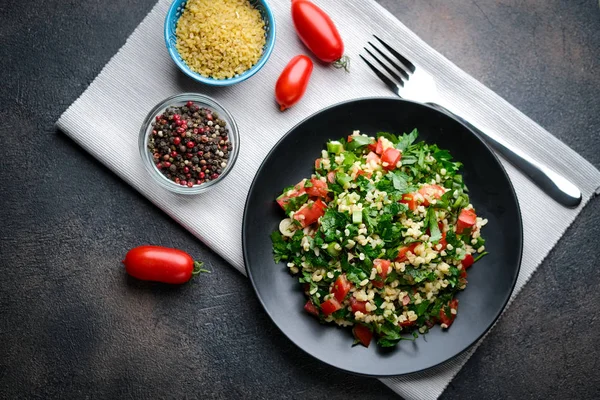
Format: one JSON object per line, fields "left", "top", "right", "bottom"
{"left": 1, "top": 0, "right": 599, "bottom": 399}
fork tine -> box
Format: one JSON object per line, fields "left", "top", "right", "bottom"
{"left": 367, "top": 42, "right": 409, "bottom": 81}
{"left": 359, "top": 54, "right": 402, "bottom": 92}
{"left": 364, "top": 48, "right": 406, "bottom": 86}
{"left": 373, "top": 34, "right": 416, "bottom": 73}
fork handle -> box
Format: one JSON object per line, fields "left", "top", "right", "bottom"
{"left": 428, "top": 103, "right": 582, "bottom": 208}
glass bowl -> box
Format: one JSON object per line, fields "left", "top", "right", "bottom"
{"left": 139, "top": 93, "right": 240, "bottom": 194}
{"left": 164, "top": 0, "right": 276, "bottom": 86}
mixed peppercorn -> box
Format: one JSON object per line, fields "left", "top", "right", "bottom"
{"left": 148, "top": 101, "right": 232, "bottom": 187}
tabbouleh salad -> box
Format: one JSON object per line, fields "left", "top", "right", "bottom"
{"left": 271, "top": 129, "right": 488, "bottom": 348}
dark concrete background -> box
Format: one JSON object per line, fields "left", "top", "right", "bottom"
{"left": 1, "top": 0, "right": 599, "bottom": 399}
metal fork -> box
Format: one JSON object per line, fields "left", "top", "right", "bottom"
{"left": 361, "top": 35, "right": 582, "bottom": 208}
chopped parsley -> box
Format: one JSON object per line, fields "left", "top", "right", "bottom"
{"left": 270, "top": 129, "right": 487, "bottom": 348}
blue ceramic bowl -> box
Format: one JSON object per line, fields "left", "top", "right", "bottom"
{"left": 164, "top": 0, "right": 275, "bottom": 86}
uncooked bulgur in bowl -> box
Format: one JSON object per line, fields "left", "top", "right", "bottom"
{"left": 164, "top": 0, "right": 275, "bottom": 86}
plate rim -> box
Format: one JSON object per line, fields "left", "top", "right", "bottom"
{"left": 242, "top": 96, "right": 523, "bottom": 377}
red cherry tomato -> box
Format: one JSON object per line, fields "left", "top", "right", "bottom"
{"left": 291, "top": 0, "right": 346, "bottom": 65}
{"left": 122, "top": 246, "right": 207, "bottom": 284}
{"left": 352, "top": 324, "right": 373, "bottom": 347}
{"left": 275, "top": 55, "right": 314, "bottom": 111}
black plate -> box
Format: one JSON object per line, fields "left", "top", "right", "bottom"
{"left": 242, "top": 98, "right": 522, "bottom": 376}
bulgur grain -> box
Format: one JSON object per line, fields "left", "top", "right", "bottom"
{"left": 175, "top": 0, "right": 266, "bottom": 79}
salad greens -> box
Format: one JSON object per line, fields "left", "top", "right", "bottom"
{"left": 271, "top": 129, "right": 488, "bottom": 347}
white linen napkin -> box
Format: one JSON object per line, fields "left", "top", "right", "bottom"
{"left": 56, "top": 0, "right": 600, "bottom": 398}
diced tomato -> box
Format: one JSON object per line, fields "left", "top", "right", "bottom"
{"left": 305, "top": 178, "right": 328, "bottom": 199}
{"left": 381, "top": 148, "right": 401, "bottom": 170}
{"left": 425, "top": 318, "right": 437, "bottom": 328}
{"left": 355, "top": 169, "right": 372, "bottom": 179}
{"left": 461, "top": 254, "right": 474, "bottom": 269}
{"left": 400, "top": 193, "right": 417, "bottom": 211}
{"left": 375, "top": 137, "right": 384, "bottom": 155}
{"left": 332, "top": 274, "right": 352, "bottom": 302}
{"left": 276, "top": 180, "right": 307, "bottom": 210}
{"left": 349, "top": 297, "right": 368, "bottom": 314}
{"left": 439, "top": 228, "right": 447, "bottom": 249}
{"left": 402, "top": 295, "right": 410, "bottom": 306}
{"left": 326, "top": 171, "right": 336, "bottom": 184}
{"left": 367, "top": 142, "right": 377, "bottom": 152}
{"left": 276, "top": 189, "right": 306, "bottom": 210}
{"left": 396, "top": 242, "right": 419, "bottom": 262}
{"left": 352, "top": 324, "right": 373, "bottom": 347}
{"left": 373, "top": 259, "right": 391, "bottom": 279}
{"left": 293, "top": 179, "right": 306, "bottom": 190}
{"left": 293, "top": 199, "right": 327, "bottom": 228}
{"left": 315, "top": 158, "right": 323, "bottom": 170}
{"left": 320, "top": 298, "right": 342, "bottom": 315}
{"left": 304, "top": 300, "right": 319, "bottom": 317}
{"left": 372, "top": 280, "right": 384, "bottom": 289}
{"left": 399, "top": 319, "right": 416, "bottom": 328}
{"left": 347, "top": 135, "right": 354, "bottom": 143}
{"left": 456, "top": 208, "right": 477, "bottom": 234}
{"left": 371, "top": 259, "right": 391, "bottom": 288}
{"left": 439, "top": 298, "right": 459, "bottom": 328}
{"left": 418, "top": 184, "right": 445, "bottom": 206}
{"left": 366, "top": 151, "right": 380, "bottom": 165}
{"left": 426, "top": 221, "right": 447, "bottom": 249}
{"left": 460, "top": 268, "right": 467, "bottom": 279}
